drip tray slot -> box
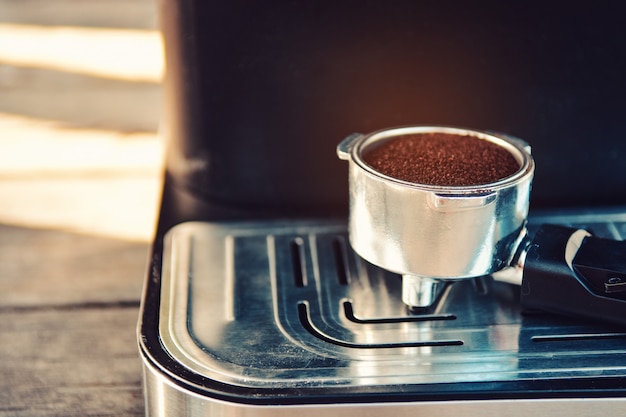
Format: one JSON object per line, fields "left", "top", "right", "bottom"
{"left": 298, "top": 302, "right": 464, "bottom": 348}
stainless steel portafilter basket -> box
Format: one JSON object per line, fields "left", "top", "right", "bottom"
{"left": 337, "top": 126, "right": 535, "bottom": 310}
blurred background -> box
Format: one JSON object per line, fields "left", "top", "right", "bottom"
{"left": 0, "top": 0, "right": 163, "bottom": 242}
{"left": 0, "top": 0, "right": 164, "bottom": 307}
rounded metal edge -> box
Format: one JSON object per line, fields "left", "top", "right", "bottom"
{"left": 140, "top": 354, "right": 626, "bottom": 417}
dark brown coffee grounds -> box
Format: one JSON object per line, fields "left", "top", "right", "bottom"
{"left": 362, "top": 133, "right": 520, "bottom": 186}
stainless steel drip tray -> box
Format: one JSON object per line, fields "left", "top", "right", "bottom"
{"left": 158, "top": 212, "right": 626, "bottom": 391}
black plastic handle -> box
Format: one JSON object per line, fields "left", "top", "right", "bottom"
{"left": 521, "top": 224, "right": 626, "bottom": 327}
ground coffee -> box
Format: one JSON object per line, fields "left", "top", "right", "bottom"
{"left": 362, "top": 132, "right": 520, "bottom": 186}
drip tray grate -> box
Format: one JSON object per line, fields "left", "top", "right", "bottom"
{"left": 158, "top": 214, "right": 626, "bottom": 390}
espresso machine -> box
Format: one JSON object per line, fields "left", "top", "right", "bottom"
{"left": 138, "top": 2, "right": 626, "bottom": 415}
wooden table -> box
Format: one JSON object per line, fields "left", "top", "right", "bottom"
{"left": 0, "top": 224, "right": 147, "bottom": 416}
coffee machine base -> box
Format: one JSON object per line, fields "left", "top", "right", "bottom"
{"left": 138, "top": 209, "right": 626, "bottom": 416}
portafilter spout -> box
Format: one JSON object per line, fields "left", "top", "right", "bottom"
{"left": 401, "top": 275, "right": 450, "bottom": 311}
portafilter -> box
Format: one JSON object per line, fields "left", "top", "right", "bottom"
{"left": 338, "top": 126, "right": 626, "bottom": 326}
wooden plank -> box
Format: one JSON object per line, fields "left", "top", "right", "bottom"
{"left": 0, "top": 0, "right": 158, "bottom": 30}
{"left": 0, "top": 225, "right": 149, "bottom": 415}
{"left": 0, "top": 224, "right": 147, "bottom": 308}
{"left": 0, "top": 306, "right": 144, "bottom": 416}
{"left": 0, "top": 65, "right": 161, "bottom": 133}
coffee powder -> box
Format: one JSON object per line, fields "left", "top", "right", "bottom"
{"left": 362, "top": 133, "right": 520, "bottom": 186}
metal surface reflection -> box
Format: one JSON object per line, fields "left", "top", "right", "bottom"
{"left": 157, "top": 215, "right": 626, "bottom": 391}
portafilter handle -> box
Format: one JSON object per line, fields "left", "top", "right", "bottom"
{"left": 493, "top": 224, "right": 626, "bottom": 327}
